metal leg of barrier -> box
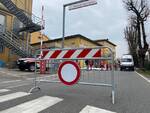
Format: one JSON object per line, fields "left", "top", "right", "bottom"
{"left": 48, "top": 60, "right": 50, "bottom": 74}
{"left": 111, "top": 59, "right": 115, "bottom": 104}
{"left": 78, "top": 82, "right": 112, "bottom": 87}
{"left": 29, "top": 86, "right": 41, "bottom": 93}
{"left": 111, "top": 90, "right": 115, "bottom": 104}
{"left": 29, "top": 61, "right": 41, "bottom": 93}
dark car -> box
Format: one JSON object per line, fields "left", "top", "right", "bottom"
{"left": 17, "top": 58, "right": 36, "bottom": 71}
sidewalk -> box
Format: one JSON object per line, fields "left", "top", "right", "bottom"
{"left": 136, "top": 71, "right": 150, "bottom": 83}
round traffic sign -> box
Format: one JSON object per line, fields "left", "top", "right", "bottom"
{"left": 58, "top": 61, "right": 80, "bottom": 85}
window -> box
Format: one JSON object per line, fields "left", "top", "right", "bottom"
{"left": 13, "top": 17, "right": 23, "bottom": 36}
{"left": 0, "top": 14, "right": 5, "bottom": 32}
{"left": 9, "top": 49, "right": 15, "bottom": 55}
{"left": 121, "top": 59, "right": 132, "bottom": 62}
{"left": 0, "top": 45, "right": 4, "bottom": 53}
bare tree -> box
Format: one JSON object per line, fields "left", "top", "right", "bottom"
{"left": 124, "top": 23, "right": 139, "bottom": 66}
{"left": 123, "top": 0, "right": 150, "bottom": 68}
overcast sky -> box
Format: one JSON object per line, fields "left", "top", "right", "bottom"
{"left": 32, "top": 0, "right": 150, "bottom": 58}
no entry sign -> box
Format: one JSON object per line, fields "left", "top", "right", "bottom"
{"left": 58, "top": 61, "right": 80, "bottom": 85}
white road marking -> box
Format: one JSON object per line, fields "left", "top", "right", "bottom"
{"left": 6, "top": 73, "right": 20, "bottom": 77}
{"left": 0, "top": 73, "right": 19, "bottom": 78}
{"left": 6, "top": 83, "right": 31, "bottom": 89}
{"left": 0, "top": 70, "right": 33, "bottom": 78}
{"left": 136, "top": 72, "right": 150, "bottom": 83}
{"left": 0, "top": 80, "right": 22, "bottom": 84}
{"left": 0, "top": 96, "right": 63, "bottom": 113}
{"left": 26, "top": 74, "right": 57, "bottom": 80}
{"left": 79, "top": 105, "right": 116, "bottom": 113}
{"left": 0, "top": 92, "right": 30, "bottom": 103}
{"left": 0, "top": 89, "right": 10, "bottom": 93}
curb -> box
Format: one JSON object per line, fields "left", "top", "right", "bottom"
{"left": 135, "top": 71, "right": 150, "bottom": 83}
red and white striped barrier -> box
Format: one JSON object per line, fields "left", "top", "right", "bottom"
{"left": 40, "top": 48, "right": 102, "bottom": 60}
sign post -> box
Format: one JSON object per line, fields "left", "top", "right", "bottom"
{"left": 62, "top": 0, "right": 97, "bottom": 48}
{"left": 69, "top": 0, "right": 97, "bottom": 10}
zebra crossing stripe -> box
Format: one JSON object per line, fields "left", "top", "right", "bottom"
{"left": 79, "top": 105, "right": 116, "bottom": 113}
{"left": 0, "top": 80, "right": 22, "bottom": 84}
{"left": 0, "top": 96, "right": 63, "bottom": 113}
{"left": 0, "top": 92, "right": 30, "bottom": 103}
{"left": 0, "top": 89, "right": 10, "bottom": 93}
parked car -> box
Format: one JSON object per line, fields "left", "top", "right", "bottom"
{"left": 17, "top": 57, "right": 60, "bottom": 72}
{"left": 120, "top": 54, "right": 134, "bottom": 71}
{"left": 17, "top": 58, "right": 37, "bottom": 71}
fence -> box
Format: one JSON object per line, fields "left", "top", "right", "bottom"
{"left": 29, "top": 46, "right": 116, "bottom": 104}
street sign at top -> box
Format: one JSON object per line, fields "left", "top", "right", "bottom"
{"left": 68, "top": 0, "right": 97, "bottom": 10}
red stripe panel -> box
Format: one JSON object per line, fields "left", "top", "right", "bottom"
{"left": 93, "top": 49, "right": 101, "bottom": 57}
{"left": 77, "top": 49, "right": 91, "bottom": 58}
{"left": 50, "top": 50, "right": 62, "bottom": 58}
{"left": 42, "top": 50, "right": 49, "bottom": 58}
{"left": 63, "top": 50, "right": 76, "bottom": 58}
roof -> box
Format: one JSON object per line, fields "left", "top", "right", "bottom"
{"left": 31, "top": 34, "right": 102, "bottom": 46}
{"left": 94, "top": 39, "right": 116, "bottom": 47}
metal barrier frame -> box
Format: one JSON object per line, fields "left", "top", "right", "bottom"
{"left": 29, "top": 46, "right": 115, "bottom": 104}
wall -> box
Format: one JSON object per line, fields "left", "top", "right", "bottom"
{"left": 12, "top": 0, "right": 32, "bottom": 12}
{"left": 79, "top": 38, "right": 98, "bottom": 47}
{"left": 0, "top": 11, "right": 13, "bottom": 63}
{"left": 31, "top": 32, "right": 49, "bottom": 44}
{"left": 96, "top": 41, "right": 116, "bottom": 58}
{"left": 0, "top": 0, "right": 33, "bottom": 66}
{"left": 32, "top": 36, "right": 99, "bottom": 50}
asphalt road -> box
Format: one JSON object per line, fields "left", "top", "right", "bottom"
{"left": 0, "top": 68, "right": 150, "bottom": 113}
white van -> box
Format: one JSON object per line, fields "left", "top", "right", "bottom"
{"left": 120, "top": 54, "right": 134, "bottom": 71}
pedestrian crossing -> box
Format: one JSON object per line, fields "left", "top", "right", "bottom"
{"left": 0, "top": 89, "right": 116, "bottom": 113}
{"left": 0, "top": 96, "right": 63, "bottom": 113}
{"left": 79, "top": 105, "right": 116, "bottom": 113}
{"left": 0, "top": 92, "right": 30, "bottom": 103}
{"left": 0, "top": 89, "right": 10, "bottom": 93}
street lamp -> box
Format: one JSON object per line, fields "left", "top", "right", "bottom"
{"left": 62, "top": 0, "right": 97, "bottom": 48}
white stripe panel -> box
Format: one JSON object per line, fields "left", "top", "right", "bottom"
{"left": 85, "top": 49, "right": 99, "bottom": 58}
{"left": 0, "top": 92, "right": 30, "bottom": 103}
{"left": 44, "top": 51, "right": 54, "bottom": 59}
{"left": 0, "top": 96, "right": 63, "bottom": 113}
{"left": 57, "top": 50, "right": 68, "bottom": 59}
{"left": 0, "top": 89, "right": 10, "bottom": 93}
{"left": 71, "top": 49, "right": 83, "bottom": 59}
{"left": 79, "top": 105, "right": 116, "bottom": 113}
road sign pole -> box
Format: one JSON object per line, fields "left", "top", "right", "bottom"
{"left": 62, "top": 5, "right": 66, "bottom": 48}
{"left": 62, "top": 0, "right": 97, "bottom": 48}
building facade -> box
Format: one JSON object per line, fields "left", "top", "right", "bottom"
{"left": 32, "top": 34, "right": 116, "bottom": 68}
{"left": 30, "top": 32, "right": 49, "bottom": 44}
{"left": 32, "top": 35, "right": 116, "bottom": 57}
{"left": 95, "top": 39, "right": 116, "bottom": 58}
{"left": 0, "top": 0, "right": 41, "bottom": 67}
{"left": 32, "top": 34, "right": 101, "bottom": 50}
